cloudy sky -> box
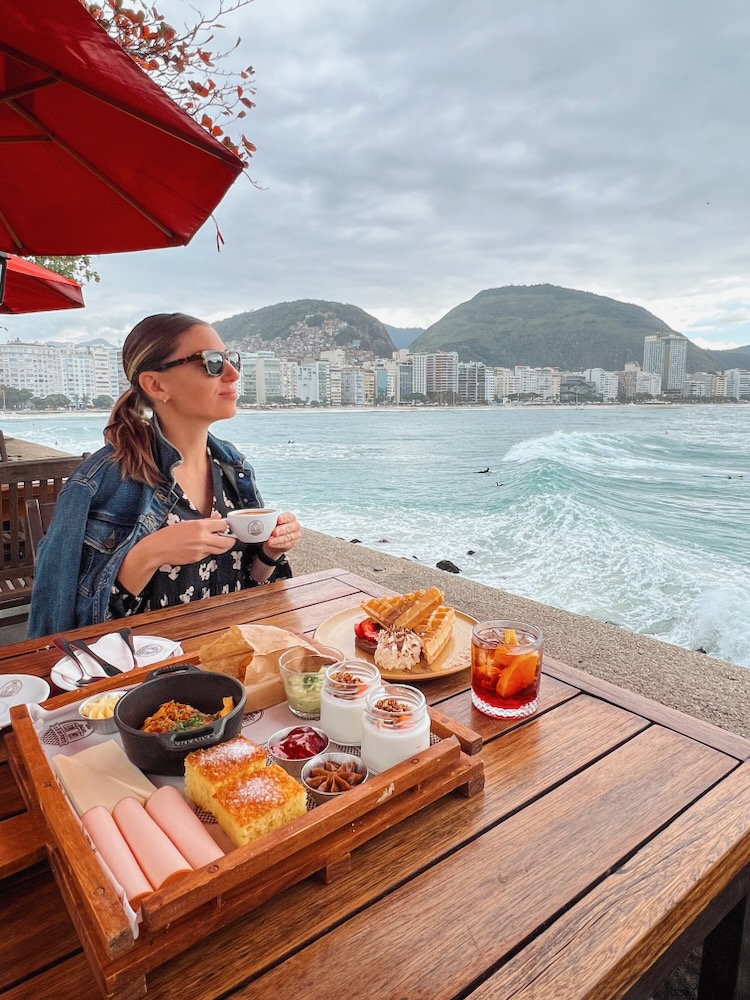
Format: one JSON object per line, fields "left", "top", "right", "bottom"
{"left": 7, "top": 0, "right": 750, "bottom": 349}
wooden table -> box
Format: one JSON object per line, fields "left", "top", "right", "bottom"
{"left": 2, "top": 568, "right": 750, "bottom": 1000}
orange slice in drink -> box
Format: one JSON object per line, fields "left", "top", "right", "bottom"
{"left": 496, "top": 651, "right": 539, "bottom": 698}
{"left": 503, "top": 628, "right": 519, "bottom": 647}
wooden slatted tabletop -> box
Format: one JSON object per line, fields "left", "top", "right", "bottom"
{"left": 1, "top": 568, "right": 749, "bottom": 1000}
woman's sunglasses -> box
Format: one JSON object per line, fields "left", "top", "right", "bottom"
{"left": 153, "top": 349, "right": 242, "bottom": 377}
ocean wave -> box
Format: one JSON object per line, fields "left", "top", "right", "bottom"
{"left": 8, "top": 406, "right": 750, "bottom": 669}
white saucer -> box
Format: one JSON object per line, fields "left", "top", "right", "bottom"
{"left": 50, "top": 634, "right": 183, "bottom": 692}
{"left": 0, "top": 674, "right": 50, "bottom": 727}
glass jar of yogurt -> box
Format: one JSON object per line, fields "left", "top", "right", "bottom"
{"left": 360, "top": 683, "right": 431, "bottom": 774}
{"left": 319, "top": 660, "right": 381, "bottom": 746}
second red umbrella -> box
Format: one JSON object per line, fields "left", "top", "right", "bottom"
{"left": 0, "top": 253, "right": 84, "bottom": 314}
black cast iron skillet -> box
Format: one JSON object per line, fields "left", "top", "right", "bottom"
{"left": 114, "top": 664, "right": 246, "bottom": 775}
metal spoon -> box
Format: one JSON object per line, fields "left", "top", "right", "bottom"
{"left": 53, "top": 637, "right": 99, "bottom": 686}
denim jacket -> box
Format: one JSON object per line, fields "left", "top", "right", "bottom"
{"left": 28, "top": 423, "right": 265, "bottom": 638}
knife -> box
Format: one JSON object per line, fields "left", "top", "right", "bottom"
{"left": 70, "top": 638, "right": 124, "bottom": 677}
{"left": 117, "top": 626, "right": 138, "bottom": 668}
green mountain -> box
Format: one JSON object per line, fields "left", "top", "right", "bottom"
{"left": 214, "top": 299, "right": 395, "bottom": 357}
{"left": 705, "top": 344, "right": 750, "bottom": 370}
{"left": 385, "top": 325, "right": 424, "bottom": 349}
{"left": 410, "top": 284, "right": 720, "bottom": 373}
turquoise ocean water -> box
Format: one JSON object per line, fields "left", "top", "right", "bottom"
{"left": 6, "top": 405, "right": 750, "bottom": 668}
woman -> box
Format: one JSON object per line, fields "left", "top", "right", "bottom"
{"left": 28, "top": 313, "right": 301, "bottom": 637}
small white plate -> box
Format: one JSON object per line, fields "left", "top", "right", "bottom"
{"left": 0, "top": 674, "right": 50, "bottom": 728}
{"left": 50, "top": 634, "right": 183, "bottom": 692}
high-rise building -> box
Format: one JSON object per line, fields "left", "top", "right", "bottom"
{"left": 643, "top": 334, "right": 687, "bottom": 394}
{"left": 725, "top": 369, "right": 750, "bottom": 400}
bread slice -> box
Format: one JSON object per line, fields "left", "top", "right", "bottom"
{"left": 198, "top": 624, "right": 255, "bottom": 680}
{"left": 210, "top": 764, "right": 307, "bottom": 847}
{"left": 361, "top": 587, "right": 443, "bottom": 630}
{"left": 412, "top": 605, "right": 455, "bottom": 664}
{"left": 184, "top": 736, "right": 267, "bottom": 812}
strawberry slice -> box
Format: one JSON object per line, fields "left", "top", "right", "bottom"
{"left": 354, "top": 617, "right": 383, "bottom": 650}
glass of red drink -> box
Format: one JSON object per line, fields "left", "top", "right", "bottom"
{"left": 471, "top": 620, "right": 543, "bottom": 718}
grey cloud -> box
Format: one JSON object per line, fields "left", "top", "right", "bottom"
{"left": 4, "top": 0, "right": 750, "bottom": 348}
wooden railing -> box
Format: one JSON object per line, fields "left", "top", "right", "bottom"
{"left": 0, "top": 455, "right": 87, "bottom": 623}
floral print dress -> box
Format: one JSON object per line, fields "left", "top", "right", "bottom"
{"left": 109, "top": 456, "right": 251, "bottom": 618}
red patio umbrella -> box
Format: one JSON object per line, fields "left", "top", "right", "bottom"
{"left": 0, "top": 253, "right": 84, "bottom": 314}
{"left": 0, "top": 0, "right": 244, "bottom": 256}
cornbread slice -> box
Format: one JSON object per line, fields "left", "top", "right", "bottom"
{"left": 210, "top": 764, "right": 307, "bottom": 847}
{"left": 413, "top": 606, "right": 456, "bottom": 664}
{"left": 361, "top": 587, "right": 443, "bottom": 630}
{"left": 184, "top": 736, "right": 267, "bottom": 812}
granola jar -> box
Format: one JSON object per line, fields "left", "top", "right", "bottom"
{"left": 319, "top": 661, "right": 382, "bottom": 745}
{"left": 360, "top": 683, "right": 430, "bottom": 774}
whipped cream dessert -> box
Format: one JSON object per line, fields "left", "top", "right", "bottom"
{"left": 373, "top": 628, "right": 423, "bottom": 672}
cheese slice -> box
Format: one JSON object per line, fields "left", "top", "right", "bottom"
{"left": 53, "top": 754, "right": 144, "bottom": 816}
{"left": 74, "top": 740, "right": 157, "bottom": 801}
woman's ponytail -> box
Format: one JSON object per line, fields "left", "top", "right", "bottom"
{"left": 104, "top": 313, "right": 205, "bottom": 486}
{"left": 104, "top": 386, "right": 162, "bottom": 486}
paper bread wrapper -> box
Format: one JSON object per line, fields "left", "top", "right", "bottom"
{"left": 199, "top": 624, "right": 322, "bottom": 711}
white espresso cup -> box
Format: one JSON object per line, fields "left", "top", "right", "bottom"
{"left": 226, "top": 507, "right": 279, "bottom": 543}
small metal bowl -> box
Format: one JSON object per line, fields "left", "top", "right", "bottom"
{"left": 266, "top": 725, "right": 329, "bottom": 780}
{"left": 300, "top": 752, "right": 368, "bottom": 806}
{"left": 79, "top": 689, "right": 128, "bottom": 734}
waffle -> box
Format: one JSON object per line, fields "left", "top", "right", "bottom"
{"left": 412, "top": 606, "right": 455, "bottom": 664}
{"left": 361, "top": 587, "right": 443, "bottom": 630}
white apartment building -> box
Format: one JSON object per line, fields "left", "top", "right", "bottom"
{"left": 90, "top": 345, "right": 122, "bottom": 401}
{"left": 426, "top": 351, "right": 459, "bottom": 397}
{"left": 0, "top": 340, "right": 123, "bottom": 402}
{"left": 239, "top": 351, "right": 273, "bottom": 403}
{"left": 583, "top": 368, "right": 620, "bottom": 402}
{"left": 457, "top": 362, "right": 492, "bottom": 403}
{"left": 410, "top": 354, "right": 427, "bottom": 396}
{"left": 279, "top": 360, "right": 300, "bottom": 402}
{"left": 341, "top": 367, "right": 365, "bottom": 405}
{"left": 725, "top": 369, "right": 750, "bottom": 400}
{"left": 320, "top": 348, "right": 347, "bottom": 367}
{"left": 491, "top": 366, "right": 561, "bottom": 402}
{"left": 635, "top": 370, "right": 662, "bottom": 396}
{"left": 0, "top": 342, "right": 63, "bottom": 397}
{"left": 327, "top": 366, "right": 343, "bottom": 407}
{"left": 297, "top": 360, "right": 331, "bottom": 404}
{"left": 493, "top": 367, "right": 522, "bottom": 401}
{"left": 536, "top": 368, "right": 561, "bottom": 401}
{"left": 684, "top": 372, "right": 727, "bottom": 398}
{"left": 60, "top": 346, "right": 97, "bottom": 404}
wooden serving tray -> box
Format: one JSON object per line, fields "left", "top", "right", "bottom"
{"left": 6, "top": 657, "right": 484, "bottom": 1000}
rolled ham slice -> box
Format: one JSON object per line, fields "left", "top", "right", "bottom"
{"left": 81, "top": 806, "right": 153, "bottom": 908}
{"left": 145, "top": 785, "right": 225, "bottom": 868}
{"left": 112, "top": 797, "right": 193, "bottom": 889}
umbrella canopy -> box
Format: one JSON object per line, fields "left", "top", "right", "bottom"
{"left": 0, "top": 0, "right": 244, "bottom": 256}
{"left": 0, "top": 253, "right": 84, "bottom": 314}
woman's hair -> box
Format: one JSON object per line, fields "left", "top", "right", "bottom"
{"left": 104, "top": 313, "right": 206, "bottom": 486}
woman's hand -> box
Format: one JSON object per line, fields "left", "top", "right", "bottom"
{"left": 152, "top": 517, "right": 236, "bottom": 564}
{"left": 262, "top": 511, "right": 302, "bottom": 559}
{"left": 116, "top": 515, "right": 234, "bottom": 596}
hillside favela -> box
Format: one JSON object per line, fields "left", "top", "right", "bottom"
{"left": 2, "top": 285, "right": 749, "bottom": 410}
